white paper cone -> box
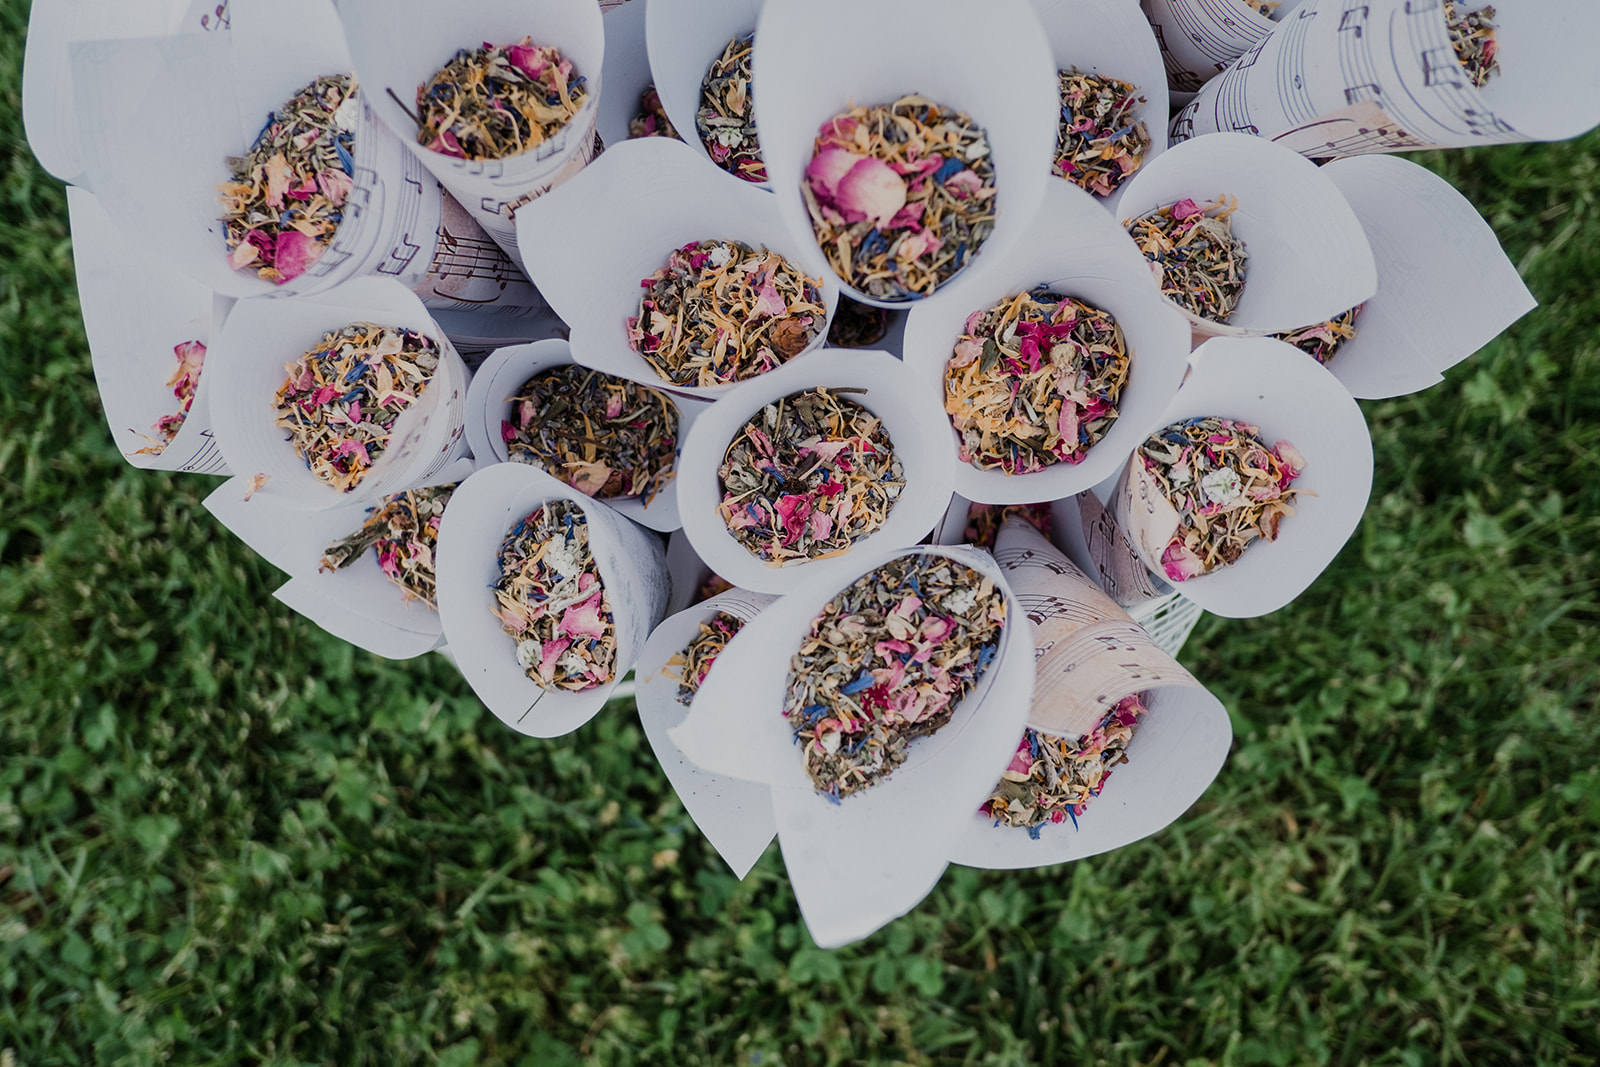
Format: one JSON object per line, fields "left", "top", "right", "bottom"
{"left": 1114, "top": 133, "right": 1377, "bottom": 337}
{"left": 462, "top": 338, "right": 702, "bottom": 532}
{"left": 1113, "top": 336, "right": 1373, "bottom": 619}
{"left": 70, "top": 0, "right": 446, "bottom": 301}
{"left": 1139, "top": 0, "right": 1285, "bottom": 100}
{"left": 516, "top": 136, "right": 839, "bottom": 400}
{"left": 273, "top": 576, "right": 446, "bottom": 659}
{"left": 1304, "top": 155, "right": 1535, "bottom": 399}
{"left": 434, "top": 462, "right": 670, "bottom": 738}
{"left": 676, "top": 349, "right": 957, "bottom": 595}
{"left": 645, "top": 0, "right": 765, "bottom": 181}
{"left": 751, "top": 0, "right": 1059, "bottom": 308}
{"left": 430, "top": 306, "right": 570, "bottom": 372}
{"left": 1171, "top": 0, "right": 1600, "bottom": 155}
{"left": 596, "top": 0, "right": 654, "bottom": 149}
{"left": 670, "top": 543, "right": 1034, "bottom": 948}
{"left": 339, "top": 0, "right": 605, "bottom": 261}
{"left": 1030, "top": 0, "right": 1170, "bottom": 217}
{"left": 208, "top": 276, "right": 472, "bottom": 509}
{"left": 633, "top": 588, "right": 780, "bottom": 878}
{"left": 665, "top": 530, "right": 721, "bottom": 615}
{"left": 902, "top": 182, "right": 1191, "bottom": 507}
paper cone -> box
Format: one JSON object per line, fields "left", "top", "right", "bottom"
{"left": 664, "top": 529, "right": 737, "bottom": 614}
{"left": 434, "top": 462, "right": 670, "bottom": 738}
{"left": 412, "top": 191, "right": 546, "bottom": 314}
{"left": 751, "top": 0, "right": 1060, "bottom": 308}
{"left": 516, "top": 136, "right": 839, "bottom": 400}
{"left": 902, "top": 182, "right": 1191, "bottom": 507}
{"left": 208, "top": 276, "right": 472, "bottom": 509}
{"left": 430, "top": 306, "right": 569, "bottom": 372}
{"left": 1112, "top": 336, "right": 1373, "bottom": 619}
{"left": 646, "top": 0, "right": 765, "bottom": 181}
{"left": 1114, "top": 133, "right": 1377, "bottom": 336}
{"left": 339, "top": 0, "right": 605, "bottom": 262}
{"left": 1139, "top": 0, "right": 1285, "bottom": 100}
{"left": 633, "top": 588, "right": 780, "bottom": 878}
{"left": 670, "top": 543, "right": 1035, "bottom": 948}
{"left": 676, "top": 348, "right": 957, "bottom": 595}
{"left": 596, "top": 0, "right": 654, "bottom": 149}
{"left": 463, "top": 338, "right": 703, "bottom": 532}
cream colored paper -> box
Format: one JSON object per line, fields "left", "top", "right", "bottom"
{"left": 413, "top": 191, "right": 545, "bottom": 313}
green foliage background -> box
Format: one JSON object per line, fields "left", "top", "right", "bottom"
{"left": 1, "top": 2, "right": 1597, "bottom": 1063}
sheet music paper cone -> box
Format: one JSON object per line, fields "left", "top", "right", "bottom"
{"left": 1140, "top": 0, "right": 1290, "bottom": 102}
{"left": 596, "top": 0, "right": 653, "bottom": 150}
{"left": 412, "top": 191, "right": 545, "bottom": 314}
{"left": 646, "top": 0, "right": 766, "bottom": 184}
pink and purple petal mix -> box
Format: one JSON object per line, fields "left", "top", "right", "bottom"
{"left": 1125, "top": 196, "right": 1247, "bottom": 323}
{"left": 667, "top": 611, "right": 744, "bottom": 705}
{"left": 1052, "top": 69, "right": 1150, "bottom": 198}
{"left": 696, "top": 31, "right": 764, "bottom": 183}
{"left": 416, "top": 38, "right": 587, "bottom": 161}
{"left": 1271, "top": 305, "right": 1362, "bottom": 365}
{"left": 134, "top": 340, "right": 207, "bottom": 455}
{"left": 981, "top": 694, "right": 1146, "bottom": 833}
{"left": 319, "top": 482, "right": 457, "bottom": 608}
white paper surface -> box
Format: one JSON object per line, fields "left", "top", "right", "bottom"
{"left": 1112, "top": 336, "right": 1373, "bottom": 618}
{"left": 1308, "top": 154, "right": 1535, "bottom": 399}
{"left": 208, "top": 276, "right": 472, "bottom": 509}
{"left": 675, "top": 348, "right": 957, "bottom": 595}
{"left": 339, "top": 0, "right": 605, "bottom": 261}
{"left": 1114, "top": 132, "right": 1377, "bottom": 336}
{"left": 646, "top": 0, "right": 764, "bottom": 181}
{"left": 434, "top": 462, "right": 671, "bottom": 738}
{"left": 665, "top": 530, "right": 720, "bottom": 615}
{"left": 752, "top": 0, "right": 1060, "bottom": 308}
{"left": 516, "top": 135, "right": 838, "bottom": 400}
{"left": 463, "top": 338, "right": 703, "bottom": 531}
{"left": 670, "top": 543, "right": 1035, "bottom": 947}
{"left": 1140, "top": 0, "right": 1288, "bottom": 99}
{"left": 430, "top": 306, "right": 570, "bottom": 372}
{"left": 1171, "top": 0, "right": 1600, "bottom": 155}
{"left": 596, "top": 0, "right": 653, "bottom": 149}
{"left": 901, "top": 181, "right": 1191, "bottom": 507}
{"left": 633, "top": 588, "right": 780, "bottom": 878}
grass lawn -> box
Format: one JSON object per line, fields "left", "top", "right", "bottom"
{"left": 2, "top": 2, "right": 1598, "bottom": 1064}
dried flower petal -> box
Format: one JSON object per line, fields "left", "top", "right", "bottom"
{"left": 416, "top": 38, "right": 587, "bottom": 162}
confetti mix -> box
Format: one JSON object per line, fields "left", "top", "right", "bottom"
{"left": 784, "top": 554, "right": 1007, "bottom": 800}
{"left": 493, "top": 499, "right": 616, "bottom": 692}
{"left": 803, "top": 96, "right": 996, "bottom": 301}
{"left": 981, "top": 695, "right": 1145, "bottom": 834}
{"left": 627, "top": 84, "right": 679, "bottom": 140}
{"left": 963, "top": 502, "right": 1053, "bottom": 551}
{"left": 134, "top": 340, "right": 206, "bottom": 455}
{"left": 628, "top": 239, "right": 825, "bottom": 388}
{"left": 667, "top": 611, "right": 744, "bottom": 705}
{"left": 1444, "top": 1, "right": 1500, "bottom": 88}
{"left": 1240, "top": 0, "right": 1281, "bottom": 17}
{"left": 219, "top": 74, "right": 357, "bottom": 284}
{"left": 1272, "top": 305, "right": 1362, "bottom": 365}
{"left": 1137, "top": 416, "right": 1304, "bottom": 582}
{"left": 273, "top": 322, "right": 441, "bottom": 493}
{"left": 416, "top": 38, "right": 587, "bottom": 161}
{"left": 319, "top": 482, "right": 456, "bottom": 608}
{"left": 718, "top": 388, "right": 905, "bottom": 564}
{"left": 825, "top": 296, "right": 890, "bottom": 349}
{"left": 946, "top": 289, "right": 1130, "bottom": 474}
{"left": 696, "top": 31, "right": 763, "bottom": 183}
{"left": 1125, "top": 196, "right": 1247, "bottom": 323}
{"left": 1052, "top": 69, "right": 1150, "bottom": 197}
{"left": 501, "top": 365, "right": 678, "bottom": 504}
{"left": 695, "top": 572, "right": 734, "bottom": 605}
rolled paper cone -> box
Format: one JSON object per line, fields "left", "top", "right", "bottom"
{"left": 1139, "top": 0, "right": 1285, "bottom": 102}
{"left": 434, "top": 462, "right": 671, "bottom": 738}
{"left": 339, "top": 0, "right": 605, "bottom": 265}
{"left": 463, "top": 338, "right": 702, "bottom": 532}
{"left": 429, "top": 306, "right": 569, "bottom": 373}
{"left": 411, "top": 190, "right": 546, "bottom": 315}
{"left": 664, "top": 529, "right": 724, "bottom": 615}
{"left": 670, "top": 543, "right": 1035, "bottom": 948}
{"left": 70, "top": 0, "right": 446, "bottom": 301}
{"left": 752, "top": 0, "right": 1060, "bottom": 309}
{"left": 1112, "top": 336, "right": 1373, "bottom": 619}
{"left": 633, "top": 588, "right": 780, "bottom": 879}
{"left": 1307, "top": 155, "right": 1535, "bottom": 399}
{"left": 646, "top": 0, "right": 765, "bottom": 182}
{"left": 208, "top": 276, "right": 473, "bottom": 510}
{"left": 1066, "top": 489, "right": 1174, "bottom": 610}
{"left": 902, "top": 182, "right": 1191, "bottom": 507}
{"left": 1028, "top": 0, "right": 1170, "bottom": 217}
{"left": 675, "top": 348, "right": 957, "bottom": 595}
{"left": 595, "top": 0, "right": 653, "bottom": 149}
{"left": 68, "top": 187, "right": 232, "bottom": 475}
{"left": 516, "top": 136, "right": 839, "bottom": 400}
{"left": 1114, "top": 133, "right": 1377, "bottom": 337}
{"left": 1171, "top": 0, "right": 1600, "bottom": 155}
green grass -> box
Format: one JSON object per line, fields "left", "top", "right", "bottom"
{"left": 2, "top": 1, "right": 1599, "bottom": 1062}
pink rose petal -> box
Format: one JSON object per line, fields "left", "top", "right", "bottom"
{"left": 274, "top": 230, "right": 324, "bottom": 283}
{"left": 559, "top": 590, "right": 607, "bottom": 641}
{"left": 539, "top": 638, "right": 572, "bottom": 683}
{"left": 1169, "top": 198, "right": 1201, "bottom": 221}
{"left": 837, "top": 157, "right": 906, "bottom": 228}
{"left": 806, "top": 147, "right": 862, "bottom": 199}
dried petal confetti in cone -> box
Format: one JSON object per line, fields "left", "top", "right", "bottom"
{"left": 1052, "top": 69, "right": 1150, "bottom": 198}
{"left": 1271, "top": 306, "right": 1363, "bottom": 366}
{"left": 1445, "top": 1, "right": 1501, "bottom": 89}
{"left": 980, "top": 695, "right": 1145, "bottom": 834}
{"left": 1125, "top": 196, "right": 1247, "bottom": 324}
{"left": 133, "top": 340, "right": 207, "bottom": 456}
{"left": 666, "top": 610, "right": 744, "bottom": 704}
{"left": 319, "top": 482, "right": 456, "bottom": 609}
{"left": 416, "top": 38, "right": 588, "bottom": 161}
{"left": 696, "top": 31, "right": 763, "bottom": 182}
{"left": 628, "top": 85, "right": 679, "bottom": 140}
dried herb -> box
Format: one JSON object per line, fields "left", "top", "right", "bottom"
{"left": 825, "top": 296, "right": 890, "bottom": 349}
{"left": 1137, "top": 416, "right": 1304, "bottom": 581}
{"left": 1053, "top": 69, "right": 1150, "bottom": 197}
{"left": 718, "top": 388, "right": 905, "bottom": 564}
{"left": 319, "top": 482, "right": 456, "bottom": 608}
{"left": 695, "top": 572, "right": 734, "bottom": 604}
{"left": 1445, "top": 1, "right": 1500, "bottom": 88}
{"left": 946, "top": 289, "right": 1130, "bottom": 474}
{"left": 134, "top": 340, "right": 206, "bottom": 455}
{"left": 273, "top": 322, "right": 440, "bottom": 493}
{"left": 963, "top": 502, "right": 1052, "bottom": 551}
{"left": 219, "top": 74, "right": 356, "bottom": 284}
{"left": 1125, "top": 196, "right": 1247, "bottom": 323}
{"left": 628, "top": 239, "right": 825, "bottom": 388}
{"left": 667, "top": 611, "right": 744, "bottom": 705}
{"left": 502, "top": 365, "right": 678, "bottom": 504}
{"left": 1272, "top": 305, "right": 1362, "bottom": 364}
{"left": 416, "top": 38, "right": 587, "bottom": 161}
{"left": 696, "top": 31, "right": 763, "bottom": 182}
{"left": 803, "top": 95, "right": 996, "bottom": 301}
{"left": 1240, "top": 0, "right": 1280, "bottom": 17}
{"left": 492, "top": 499, "right": 616, "bottom": 691}
{"left": 981, "top": 694, "right": 1145, "bottom": 834}
{"left": 627, "top": 84, "right": 679, "bottom": 140}
{"left": 784, "top": 553, "right": 1007, "bottom": 799}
